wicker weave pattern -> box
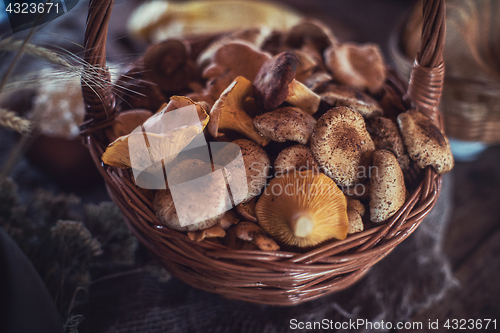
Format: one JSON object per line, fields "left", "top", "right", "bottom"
{"left": 80, "top": 0, "right": 446, "bottom": 305}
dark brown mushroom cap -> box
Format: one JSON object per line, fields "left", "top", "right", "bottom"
{"left": 253, "top": 51, "right": 298, "bottom": 111}
{"left": 253, "top": 106, "right": 316, "bottom": 145}
{"left": 143, "top": 39, "right": 196, "bottom": 92}
{"left": 320, "top": 84, "right": 383, "bottom": 118}
{"left": 311, "top": 106, "right": 375, "bottom": 187}
{"left": 397, "top": 110, "right": 454, "bottom": 174}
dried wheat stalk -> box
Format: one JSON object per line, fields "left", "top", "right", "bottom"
{"left": 0, "top": 108, "right": 31, "bottom": 134}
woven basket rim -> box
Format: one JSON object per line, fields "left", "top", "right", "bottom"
{"left": 80, "top": 0, "right": 447, "bottom": 305}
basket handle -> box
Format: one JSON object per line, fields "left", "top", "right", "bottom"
{"left": 80, "top": 0, "right": 446, "bottom": 133}
{"left": 407, "top": 0, "right": 446, "bottom": 130}
{"left": 80, "top": 0, "right": 116, "bottom": 135}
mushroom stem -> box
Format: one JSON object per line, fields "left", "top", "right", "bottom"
{"left": 290, "top": 212, "right": 314, "bottom": 237}
{"left": 285, "top": 79, "right": 321, "bottom": 115}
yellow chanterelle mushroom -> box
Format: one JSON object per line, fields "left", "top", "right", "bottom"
{"left": 256, "top": 170, "right": 349, "bottom": 248}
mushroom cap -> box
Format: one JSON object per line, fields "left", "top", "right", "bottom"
{"left": 253, "top": 106, "right": 316, "bottom": 145}
{"left": 256, "top": 170, "right": 349, "bottom": 248}
{"left": 202, "top": 42, "right": 272, "bottom": 95}
{"left": 284, "top": 79, "right": 321, "bottom": 115}
{"left": 366, "top": 116, "right": 410, "bottom": 172}
{"left": 188, "top": 225, "right": 226, "bottom": 242}
{"left": 230, "top": 139, "right": 271, "bottom": 203}
{"left": 236, "top": 198, "right": 258, "bottom": 223}
{"left": 274, "top": 144, "right": 319, "bottom": 176}
{"left": 303, "top": 72, "right": 333, "bottom": 91}
{"left": 208, "top": 76, "right": 269, "bottom": 146}
{"left": 253, "top": 51, "right": 298, "bottom": 111}
{"left": 311, "top": 106, "right": 375, "bottom": 187}
{"left": 369, "top": 150, "right": 406, "bottom": 223}
{"left": 320, "top": 84, "right": 383, "bottom": 118}
{"left": 225, "top": 222, "right": 280, "bottom": 251}
{"left": 282, "top": 19, "right": 338, "bottom": 52}
{"left": 154, "top": 186, "right": 227, "bottom": 232}
{"left": 397, "top": 110, "right": 454, "bottom": 174}
{"left": 324, "top": 42, "right": 386, "bottom": 94}
{"left": 143, "top": 39, "right": 196, "bottom": 92}
{"left": 197, "top": 28, "right": 271, "bottom": 67}
{"left": 109, "top": 109, "right": 153, "bottom": 140}
{"left": 346, "top": 197, "right": 365, "bottom": 234}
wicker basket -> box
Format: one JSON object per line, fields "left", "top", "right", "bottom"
{"left": 389, "top": 3, "right": 500, "bottom": 144}
{"left": 80, "top": 0, "right": 446, "bottom": 305}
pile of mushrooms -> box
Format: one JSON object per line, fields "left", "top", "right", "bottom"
{"left": 102, "top": 20, "right": 454, "bottom": 250}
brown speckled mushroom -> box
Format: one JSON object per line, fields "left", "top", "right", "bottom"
{"left": 324, "top": 42, "right": 386, "bottom": 94}
{"left": 208, "top": 76, "right": 269, "bottom": 146}
{"left": 346, "top": 197, "right": 365, "bottom": 234}
{"left": 303, "top": 72, "right": 333, "bottom": 92}
{"left": 253, "top": 51, "right": 320, "bottom": 114}
{"left": 253, "top": 107, "right": 316, "bottom": 145}
{"left": 320, "top": 84, "right": 383, "bottom": 118}
{"left": 225, "top": 222, "right": 280, "bottom": 251}
{"left": 366, "top": 116, "right": 410, "bottom": 173}
{"left": 274, "top": 144, "right": 319, "bottom": 176}
{"left": 212, "top": 138, "right": 271, "bottom": 203}
{"left": 311, "top": 106, "right": 375, "bottom": 187}
{"left": 397, "top": 110, "right": 454, "bottom": 174}
{"left": 233, "top": 139, "right": 271, "bottom": 203}
{"left": 370, "top": 150, "right": 406, "bottom": 223}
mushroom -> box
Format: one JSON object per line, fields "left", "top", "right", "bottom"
{"left": 303, "top": 72, "right": 333, "bottom": 92}
{"left": 274, "top": 144, "right": 319, "bottom": 176}
{"left": 282, "top": 19, "right": 338, "bottom": 54}
{"left": 320, "top": 84, "right": 383, "bottom": 118}
{"left": 143, "top": 39, "right": 197, "bottom": 93}
{"left": 154, "top": 183, "right": 229, "bottom": 232}
{"left": 219, "top": 210, "right": 240, "bottom": 230}
{"left": 226, "top": 138, "right": 271, "bottom": 203}
{"left": 311, "top": 106, "right": 375, "bottom": 187}
{"left": 188, "top": 225, "right": 226, "bottom": 242}
{"left": 197, "top": 28, "right": 271, "bottom": 67}
{"left": 397, "top": 110, "right": 454, "bottom": 174}
{"left": 256, "top": 170, "right": 349, "bottom": 248}
{"left": 208, "top": 76, "right": 269, "bottom": 146}
{"left": 346, "top": 197, "right": 365, "bottom": 234}
{"left": 366, "top": 116, "right": 410, "bottom": 173}
{"left": 291, "top": 49, "right": 318, "bottom": 82}
{"left": 102, "top": 101, "right": 209, "bottom": 188}
{"left": 225, "top": 222, "right": 280, "bottom": 251}
{"left": 201, "top": 43, "right": 271, "bottom": 102}
{"left": 253, "top": 51, "right": 321, "bottom": 114}
{"left": 235, "top": 198, "right": 258, "bottom": 223}
{"left": 370, "top": 150, "right": 406, "bottom": 223}
{"left": 108, "top": 109, "right": 153, "bottom": 140}
{"left": 324, "top": 42, "right": 386, "bottom": 94}
{"left": 253, "top": 107, "right": 316, "bottom": 145}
